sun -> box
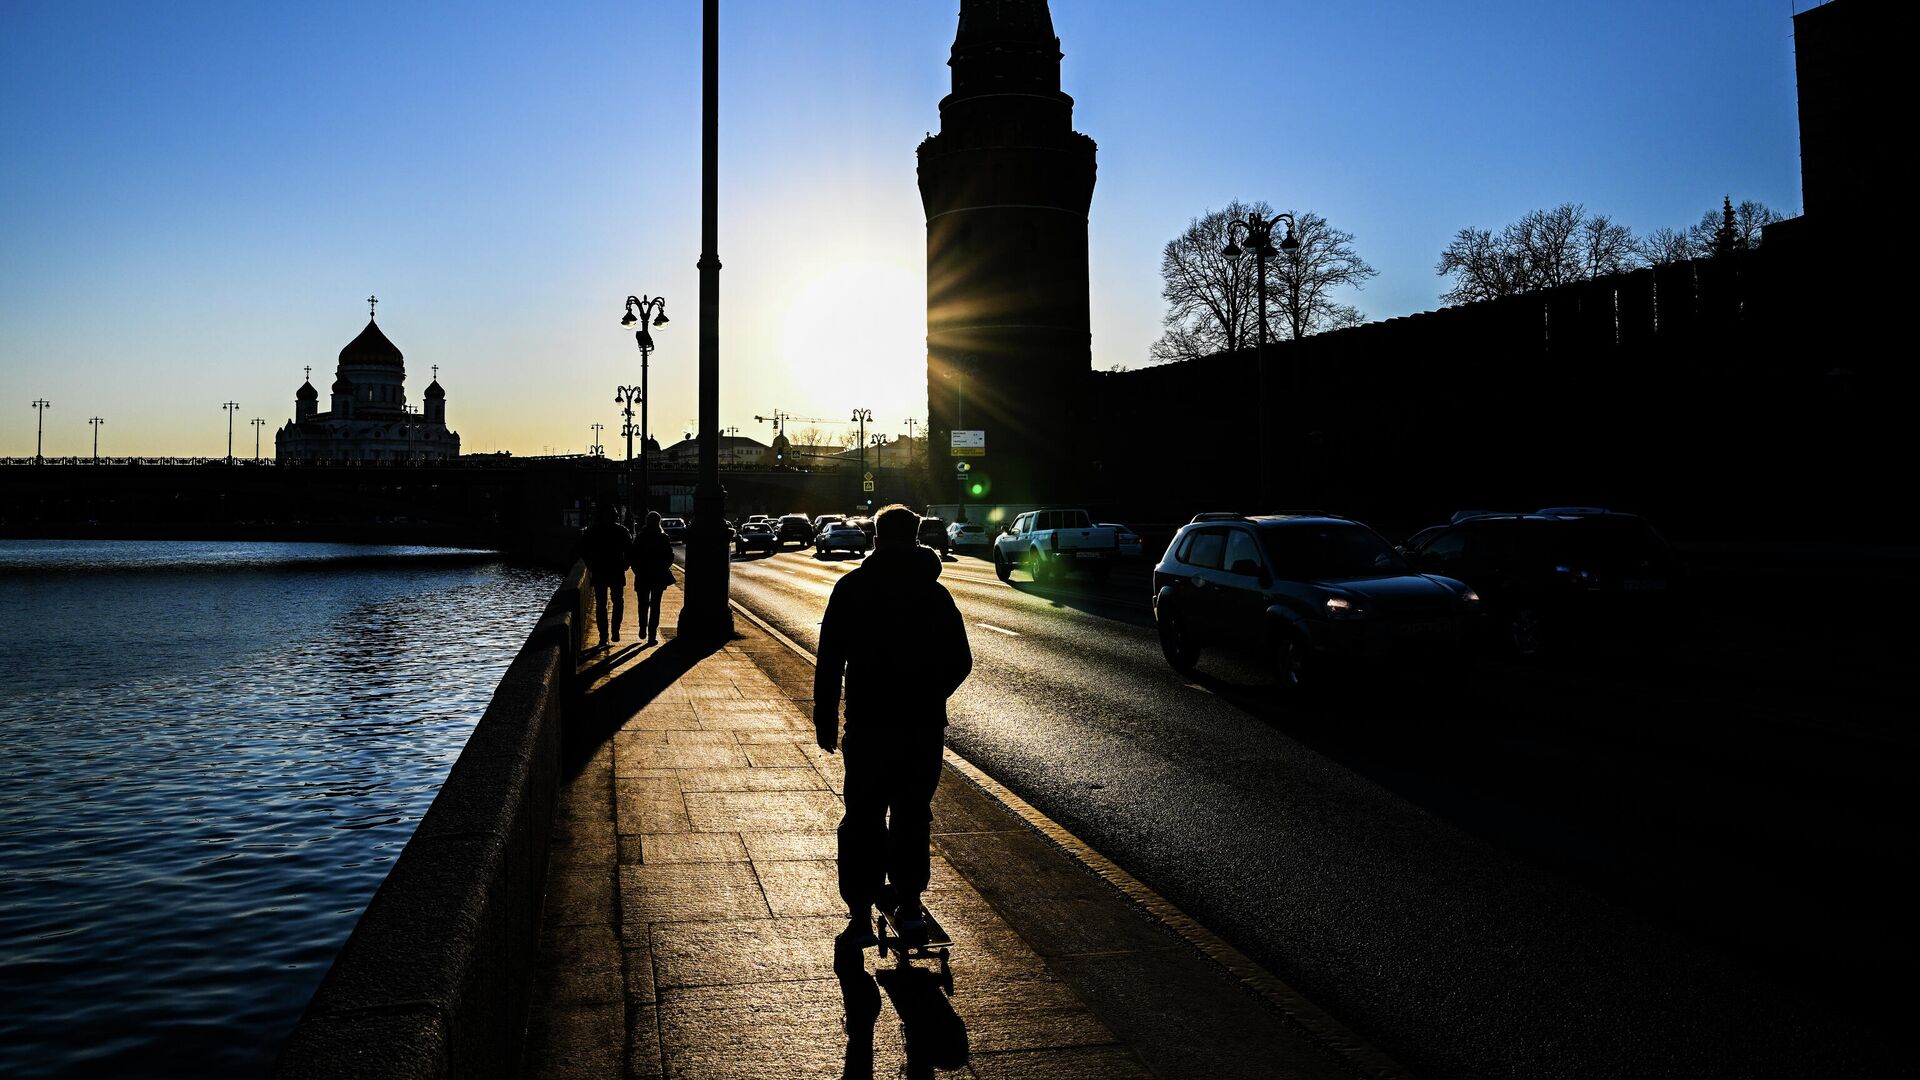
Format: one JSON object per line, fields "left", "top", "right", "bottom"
{"left": 776, "top": 258, "right": 926, "bottom": 414}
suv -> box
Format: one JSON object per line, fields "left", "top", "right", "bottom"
{"left": 917, "top": 515, "right": 950, "bottom": 557}
{"left": 1400, "top": 510, "right": 1677, "bottom": 658}
{"left": 776, "top": 514, "right": 814, "bottom": 547}
{"left": 992, "top": 509, "right": 1118, "bottom": 584}
{"left": 1152, "top": 513, "right": 1480, "bottom": 690}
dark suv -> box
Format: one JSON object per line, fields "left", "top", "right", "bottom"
{"left": 776, "top": 514, "right": 814, "bottom": 547}
{"left": 1152, "top": 514, "right": 1479, "bottom": 690}
{"left": 917, "top": 515, "right": 950, "bottom": 557}
{"left": 1399, "top": 510, "right": 1677, "bottom": 658}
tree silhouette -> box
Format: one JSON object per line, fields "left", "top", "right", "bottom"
{"left": 1437, "top": 203, "right": 1639, "bottom": 304}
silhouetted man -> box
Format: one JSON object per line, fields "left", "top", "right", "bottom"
{"left": 577, "top": 502, "right": 632, "bottom": 646}
{"left": 815, "top": 505, "right": 972, "bottom": 946}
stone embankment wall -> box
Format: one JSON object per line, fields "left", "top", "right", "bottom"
{"left": 273, "top": 562, "right": 590, "bottom": 1079}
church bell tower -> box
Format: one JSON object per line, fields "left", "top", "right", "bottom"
{"left": 919, "top": 0, "right": 1097, "bottom": 505}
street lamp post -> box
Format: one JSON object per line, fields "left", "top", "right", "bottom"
{"left": 616, "top": 385, "right": 643, "bottom": 515}
{"left": 852, "top": 408, "right": 872, "bottom": 507}
{"left": 590, "top": 422, "right": 605, "bottom": 458}
{"left": 904, "top": 418, "right": 918, "bottom": 473}
{"left": 89, "top": 416, "right": 103, "bottom": 460}
{"left": 1222, "top": 210, "right": 1299, "bottom": 508}
{"left": 620, "top": 294, "right": 669, "bottom": 520}
{"left": 679, "top": 0, "right": 731, "bottom": 639}
{"left": 32, "top": 399, "right": 51, "bottom": 464}
{"left": 222, "top": 401, "right": 240, "bottom": 464}
{"left": 251, "top": 417, "right": 266, "bottom": 462}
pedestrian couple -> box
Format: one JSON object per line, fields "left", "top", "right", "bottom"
{"left": 578, "top": 503, "right": 675, "bottom": 647}
{"left": 815, "top": 505, "right": 973, "bottom": 947}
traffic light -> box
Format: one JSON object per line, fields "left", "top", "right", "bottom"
{"left": 964, "top": 471, "right": 991, "bottom": 499}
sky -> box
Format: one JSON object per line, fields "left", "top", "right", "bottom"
{"left": 0, "top": 1, "right": 1809, "bottom": 458}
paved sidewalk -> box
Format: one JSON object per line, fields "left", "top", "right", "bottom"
{"left": 521, "top": 573, "right": 1379, "bottom": 1079}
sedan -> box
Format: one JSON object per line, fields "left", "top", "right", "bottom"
{"left": 816, "top": 523, "right": 870, "bottom": 556}
{"left": 1099, "top": 522, "right": 1145, "bottom": 559}
{"left": 946, "top": 520, "right": 990, "bottom": 551}
{"left": 660, "top": 517, "right": 688, "bottom": 544}
{"left": 1152, "top": 513, "right": 1479, "bottom": 691}
{"left": 733, "top": 521, "right": 777, "bottom": 556}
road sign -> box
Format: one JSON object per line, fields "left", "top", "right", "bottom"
{"left": 954, "top": 461, "right": 971, "bottom": 474}
{"left": 950, "top": 430, "right": 985, "bottom": 457}
{"left": 862, "top": 480, "right": 875, "bottom": 492}
{"left": 863, "top": 471, "right": 874, "bottom": 481}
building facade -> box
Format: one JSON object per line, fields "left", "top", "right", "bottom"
{"left": 919, "top": 0, "right": 1097, "bottom": 504}
{"left": 276, "top": 310, "right": 459, "bottom": 462}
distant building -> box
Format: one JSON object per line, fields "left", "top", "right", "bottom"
{"left": 660, "top": 435, "right": 769, "bottom": 468}
{"left": 276, "top": 304, "right": 459, "bottom": 462}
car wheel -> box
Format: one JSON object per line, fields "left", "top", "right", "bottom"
{"left": 1158, "top": 604, "right": 1200, "bottom": 673}
{"left": 1275, "top": 631, "right": 1313, "bottom": 693}
{"left": 1508, "top": 606, "right": 1547, "bottom": 659}
{"left": 994, "top": 550, "right": 1012, "bottom": 581}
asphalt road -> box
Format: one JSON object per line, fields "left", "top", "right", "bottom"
{"left": 721, "top": 544, "right": 1908, "bottom": 1080}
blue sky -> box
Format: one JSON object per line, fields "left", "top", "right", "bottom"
{"left": 0, "top": 1, "right": 1807, "bottom": 456}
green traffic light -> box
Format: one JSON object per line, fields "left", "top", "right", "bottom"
{"left": 969, "top": 482, "right": 985, "bottom": 496}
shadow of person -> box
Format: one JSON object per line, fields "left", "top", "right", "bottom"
{"left": 835, "top": 942, "right": 881, "bottom": 1080}
{"left": 875, "top": 962, "right": 969, "bottom": 1079}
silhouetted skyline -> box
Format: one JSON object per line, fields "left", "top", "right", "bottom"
{"left": 1, "top": 1, "right": 1803, "bottom": 456}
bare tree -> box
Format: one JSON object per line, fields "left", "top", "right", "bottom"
{"left": 1639, "top": 226, "right": 1695, "bottom": 266}
{"left": 1272, "top": 210, "right": 1376, "bottom": 340}
{"left": 1151, "top": 200, "right": 1267, "bottom": 364}
{"left": 1153, "top": 201, "right": 1376, "bottom": 362}
{"left": 1438, "top": 203, "right": 1643, "bottom": 304}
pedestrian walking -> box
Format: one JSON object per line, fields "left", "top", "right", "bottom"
{"left": 632, "top": 510, "right": 676, "bottom": 647}
{"left": 814, "top": 504, "right": 972, "bottom": 946}
{"left": 577, "top": 502, "right": 633, "bottom": 647}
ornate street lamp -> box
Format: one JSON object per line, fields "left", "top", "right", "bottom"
{"left": 679, "top": 0, "right": 732, "bottom": 639}
{"left": 1222, "top": 210, "right": 1299, "bottom": 507}
{"left": 618, "top": 294, "right": 668, "bottom": 522}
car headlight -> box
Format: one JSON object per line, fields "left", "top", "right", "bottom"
{"left": 1324, "top": 596, "right": 1361, "bottom": 619}
{"left": 1459, "top": 587, "right": 1481, "bottom": 606}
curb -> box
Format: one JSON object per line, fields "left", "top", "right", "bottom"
{"left": 725, "top": 595, "right": 1413, "bottom": 1080}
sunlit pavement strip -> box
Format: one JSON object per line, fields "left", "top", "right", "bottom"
{"left": 976, "top": 623, "right": 1021, "bottom": 636}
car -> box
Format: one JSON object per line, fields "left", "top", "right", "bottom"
{"left": 992, "top": 509, "right": 1119, "bottom": 584}
{"left": 1151, "top": 513, "right": 1480, "bottom": 691}
{"left": 917, "top": 515, "right": 951, "bottom": 556}
{"left": 732, "top": 520, "right": 777, "bottom": 556}
{"left": 1399, "top": 510, "right": 1678, "bottom": 659}
{"left": 746, "top": 514, "right": 771, "bottom": 526}
{"left": 946, "top": 520, "right": 989, "bottom": 551}
{"left": 1098, "top": 522, "right": 1145, "bottom": 559}
{"left": 776, "top": 514, "right": 814, "bottom": 547}
{"left": 847, "top": 516, "right": 875, "bottom": 540}
{"left": 659, "top": 517, "right": 688, "bottom": 543}
{"left": 810, "top": 514, "right": 845, "bottom": 542}
{"left": 816, "top": 522, "right": 870, "bottom": 555}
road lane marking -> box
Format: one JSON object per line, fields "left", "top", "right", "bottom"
{"left": 975, "top": 623, "right": 1020, "bottom": 636}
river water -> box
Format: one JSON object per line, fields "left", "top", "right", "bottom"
{"left": 0, "top": 541, "right": 558, "bottom": 1077}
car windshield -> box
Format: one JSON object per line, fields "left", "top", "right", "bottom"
{"left": 1262, "top": 523, "right": 1409, "bottom": 579}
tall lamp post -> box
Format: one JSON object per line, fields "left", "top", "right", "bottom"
{"left": 590, "top": 422, "right": 605, "bottom": 458}
{"left": 904, "top": 418, "right": 918, "bottom": 473}
{"left": 679, "top": 0, "right": 731, "bottom": 639}
{"left": 1222, "top": 210, "right": 1299, "bottom": 507}
{"left": 616, "top": 385, "right": 643, "bottom": 515}
{"left": 620, "top": 294, "right": 669, "bottom": 520}
{"left": 89, "top": 415, "right": 103, "bottom": 460}
{"left": 251, "top": 417, "right": 266, "bottom": 462}
{"left": 852, "top": 408, "right": 872, "bottom": 508}
{"left": 222, "top": 401, "right": 240, "bottom": 464}
{"left": 32, "top": 399, "right": 51, "bottom": 464}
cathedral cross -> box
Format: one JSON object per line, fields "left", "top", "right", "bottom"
{"left": 367, "top": 294, "right": 379, "bottom": 318}
{"left": 432, "top": 365, "right": 439, "bottom": 380}
{"left": 304, "top": 365, "right": 312, "bottom": 381}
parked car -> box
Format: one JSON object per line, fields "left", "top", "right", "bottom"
{"left": 1099, "top": 522, "right": 1145, "bottom": 559}
{"left": 1399, "top": 509, "right": 1678, "bottom": 658}
{"left": 816, "top": 521, "right": 870, "bottom": 556}
{"left": 917, "top": 515, "right": 951, "bottom": 556}
{"left": 992, "top": 508, "right": 1118, "bottom": 583}
{"left": 1151, "top": 513, "right": 1480, "bottom": 691}
{"left": 946, "top": 520, "right": 989, "bottom": 551}
{"left": 733, "top": 520, "right": 777, "bottom": 556}
{"left": 776, "top": 514, "right": 814, "bottom": 547}
{"left": 660, "top": 517, "right": 688, "bottom": 543}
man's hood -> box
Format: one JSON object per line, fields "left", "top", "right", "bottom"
{"left": 857, "top": 544, "right": 943, "bottom": 582}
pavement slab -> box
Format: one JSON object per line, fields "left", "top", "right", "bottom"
{"left": 523, "top": 573, "right": 1376, "bottom": 1079}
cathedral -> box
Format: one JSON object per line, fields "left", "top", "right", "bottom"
{"left": 276, "top": 300, "right": 460, "bottom": 462}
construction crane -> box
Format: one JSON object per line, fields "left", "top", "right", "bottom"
{"left": 753, "top": 410, "right": 838, "bottom": 438}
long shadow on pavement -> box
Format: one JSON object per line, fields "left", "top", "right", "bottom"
{"left": 562, "top": 634, "right": 727, "bottom": 775}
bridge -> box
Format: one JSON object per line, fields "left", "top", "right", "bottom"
{"left": 0, "top": 458, "right": 929, "bottom": 563}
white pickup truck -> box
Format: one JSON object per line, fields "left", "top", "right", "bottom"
{"left": 992, "top": 509, "right": 1118, "bottom": 584}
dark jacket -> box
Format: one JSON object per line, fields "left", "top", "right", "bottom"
{"left": 578, "top": 520, "right": 632, "bottom": 582}
{"left": 814, "top": 544, "right": 971, "bottom": 735}
{"left": 632, "top": 529, "right": 675, "bottom": 590}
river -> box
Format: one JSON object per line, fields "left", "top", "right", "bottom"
{"left": 0, "top": 541, "right": 558, "bottom": 1077}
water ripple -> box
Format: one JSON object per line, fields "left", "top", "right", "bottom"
{"left": 0, "top": 540, "right": 557, "bottom": 1077}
